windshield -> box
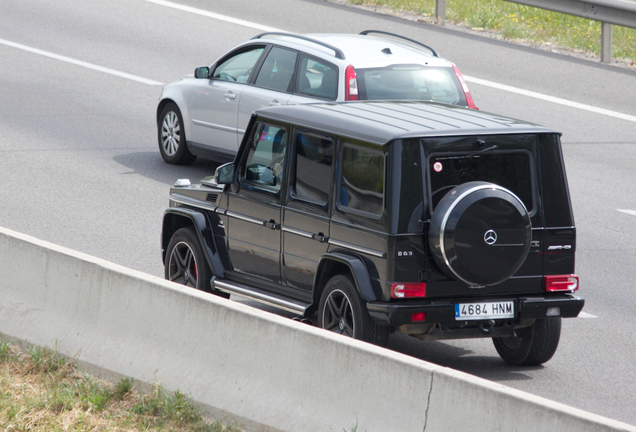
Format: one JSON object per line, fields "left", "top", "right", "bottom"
{"left": 356, "top": 65, "right": 466, "bottom": 106}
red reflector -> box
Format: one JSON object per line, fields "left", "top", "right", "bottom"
{"left": 391, "top": 282, "right": 426, "bottom": 299}
{"left": 345, "top": 64, "right": 359, "bottom": 101}
{"left": 411, "top": 312, "right": 426, "bottom": 322}
{"left": 545, "top": 275, "right": 579, "bottom": 292}
{"left": 452, "top": 65, "right": 478, "bottom": 110}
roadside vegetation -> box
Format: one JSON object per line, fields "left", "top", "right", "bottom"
{"left": 0, "top": 340, "right": 242, "bottom": 432}
{"left": 346, "top": 0, "right": 636, "bottom": 64}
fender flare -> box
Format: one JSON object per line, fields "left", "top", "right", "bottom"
{"left": 162, "top": 207, "right": 225, "bottom": 277}
{"left": 314, "top": 252, "right": 379, "bottom": 303}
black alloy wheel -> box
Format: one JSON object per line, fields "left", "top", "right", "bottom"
{"left": 322, "top": 288, "right": 355, "bottom": 337}
{"left": 492, "top": 317, "right": 562, "bottom": 366}
{"left": 318, "top": 274, "right": 389, "bottom": 346}
{"left": 165, "top": 227, "right": 208, "bottom": 290}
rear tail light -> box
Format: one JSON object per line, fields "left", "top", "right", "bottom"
{"left": 391, "top": 282, "right": 426, "bottom": 298}
{"left": 545, "top": 275, "right": 579, "bottom": 292}
{"left": 411, "top": 312, "right": 427, "bottom": 322}
{"left": 452, "top": 65, "right": 478, "bottom": 110}
{"left": 345, "top": 65, "right": 359, "bottom": 101}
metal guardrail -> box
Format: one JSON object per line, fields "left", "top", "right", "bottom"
{"left": 434, "top": 0, "right": 636, "bottom": 62}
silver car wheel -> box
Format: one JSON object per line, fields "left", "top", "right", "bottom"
{"left": 161, "top": 111, "right": 181, "bottom": 157}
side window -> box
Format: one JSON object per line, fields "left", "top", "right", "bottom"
{"left": 340, "top": 145, "right": 385, "bottom": 216}
{"left": 296, "top": 55, "right": 338, "bottom": 100}
{"left": 241, "top": 123, "right": 288, "bottom": 191}
{"left": 291, "top": 132, "right": 334, "bottom": 205}
{"left": 254, "top": 47, "right": 298, "bottom": 92}
{"left": 213, "top": 47, "right": 264, "bottom": 83}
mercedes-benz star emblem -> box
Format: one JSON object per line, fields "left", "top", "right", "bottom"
{"left": 484, "top": 229, "right": 498, "bottom": 245}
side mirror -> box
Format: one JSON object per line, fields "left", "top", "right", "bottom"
{"left": 194, "top": 67, "right": 210, "bottom": 79}
{"left": 214, "top": 162, "right": 235, "bottom": 184}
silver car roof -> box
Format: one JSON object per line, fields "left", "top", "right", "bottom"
{"left": 248, "top": 33, "right": 453, "bottom": 68}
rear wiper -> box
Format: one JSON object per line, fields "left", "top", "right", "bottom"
{"left": 461, "top": 144, "right": 498, "bottom": 158}
{"left": 436, "top": 145, "right": 498, "bottom": 161}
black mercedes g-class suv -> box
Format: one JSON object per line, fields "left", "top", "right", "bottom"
{"left": 162, "top": 101, "right": 584, "bottom": 365}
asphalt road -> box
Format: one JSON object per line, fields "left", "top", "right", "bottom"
{"left": 2, "top": 0, "right": 636, "bottom": 426}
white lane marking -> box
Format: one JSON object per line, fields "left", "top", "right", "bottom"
{"left": 0, "top": 38, "right": 164, "bottom": 86}
{"left": 146, "top": 0, "right": 282, "bottom": 32}
{"left": 578, "top": 312, "right": 598, "bottom": 319}
{"left": 617, "top": 209, "right": 636, "bottom": 217}
{"left": 464, "top": 75, "right": 636, "bottom": 124}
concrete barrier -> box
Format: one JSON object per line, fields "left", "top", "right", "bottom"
{"left": 0, "top": 226, "right": 634, "bottom": 432}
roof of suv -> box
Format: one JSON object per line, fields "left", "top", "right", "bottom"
{"left": 252, "top": 32, "right": 451, "bottom": 68}
{"left": 255, "top": 101, "right": 558, "bottom": 145}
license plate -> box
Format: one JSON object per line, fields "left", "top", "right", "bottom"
{"left": 454, "top": 301, "right": 514, "bottom": 320}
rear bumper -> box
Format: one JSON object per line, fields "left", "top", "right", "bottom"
{"left": 366, "top": 294, "right": 585, "bottom": 327}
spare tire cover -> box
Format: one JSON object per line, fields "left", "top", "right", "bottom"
{"left": 429, "top": 181, "right": 531, "bottom": 287}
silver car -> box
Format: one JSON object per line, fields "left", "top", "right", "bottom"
{"left": 157, "top": 31, "right": 478, "bottom": 165}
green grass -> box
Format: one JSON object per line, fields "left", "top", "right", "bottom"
{"left": 0, "top": 341, "right": 243, "bottom": 431}
{"left": 348, "top": 0, "right": 636, "bottom": 63}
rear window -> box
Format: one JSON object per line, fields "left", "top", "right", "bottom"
{"left": 340, "top": 145, "right": 385, "bottom": 216}
{"left": 428, "top": 150, "right": 534, "bottom": 212}
{"left": 291, "top": 132, "right": 334, "bottom": 205}
{"left": 356, "top": 65, "right": 465, "bottom": 106}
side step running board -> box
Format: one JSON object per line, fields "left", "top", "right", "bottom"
{"left": 212, "top": 277, "right": 310, "bottom": 315}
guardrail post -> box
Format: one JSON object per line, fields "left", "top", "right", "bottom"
{"left": 435, "top": 0, "right": 446, "bottom": 25}
{"left": 601, "top": 22, "right": 612, "bottom": 63}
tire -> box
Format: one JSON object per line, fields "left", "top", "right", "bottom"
{"left": 318, "top": 274, "right": 389, "bottom": 347}
{"left": 158, "top": 103, "right": 196, "bottom": 165}
{"left": 165, "top": 227, "right": 230, "bottom": 298}
{"left": 428, "top": 181, "right": 531, "bottom": 287}
{"left": 493, "top": 317, "right": 561, "bottom": 366}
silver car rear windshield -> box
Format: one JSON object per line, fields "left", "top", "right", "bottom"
{"left": 356, "top": 65, "right": 465, "bottom": 106}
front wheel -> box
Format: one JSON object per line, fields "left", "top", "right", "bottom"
{"left": 492, "top": 317, "right": 561, "bottom": 366}
{"left": 165, "top": 227, "right": 229, "bottom": 298}
{"left": 158, "top": 103, "right": 196, "bottom": 165}
{"left": 318, "top": 274, "right": 389, "bottom": 347}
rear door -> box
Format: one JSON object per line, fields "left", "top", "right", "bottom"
{"left": 282, "top": 130, "right": 335, "bottom": 291}
{"left": 237, "top": 46, "right": 297, "bottom": 146}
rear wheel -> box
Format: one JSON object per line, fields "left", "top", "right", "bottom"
{"left": 165, "top": 227, "right": 229, "bottom": 298}
{"left": 318, "top": 274, "right": 389, "bottom": 347}
{"left": 492, "top": 317, "right": 561, "bottom": 365}
{"left": 158, "top": 103, "right": 196, "bottom": 165}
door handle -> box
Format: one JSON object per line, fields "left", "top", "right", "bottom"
{"left": 265, "top": 220, "right": 280, "bottom": 230}
{"left": 313, "top": 233, "right": 328, "bottom": 243}
{"left": 224, "top": 91, "right": 236, "bottom": 100}
{"left": 269, "top": 100, "right": 281, "bottom": 106}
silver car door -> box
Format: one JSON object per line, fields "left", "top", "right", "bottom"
{"left": 189, "top": 47, "right": 265, "bottom": 154}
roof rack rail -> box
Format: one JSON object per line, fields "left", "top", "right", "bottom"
{"left": 251, "top": 32, "right": 346, "bottom": 60}
{"left": 359, "top": 30, "right": 439, "bottom": 57}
